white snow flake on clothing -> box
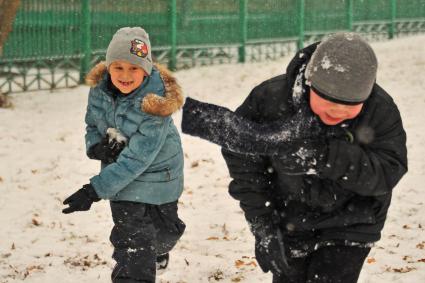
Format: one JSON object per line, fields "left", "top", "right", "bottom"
{"left": 320, "top": 54, "right": 346, "bottom": 73}
{"left": 320, "top": 55, "right": 332, "bottom": 70}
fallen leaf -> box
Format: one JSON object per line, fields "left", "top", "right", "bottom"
{"left": 402, "top": 224, "right": 410, "bottom": 229}
{"left": 235, "top": 260, "right": 245, "bottom": 268}
{"left": 191, "top": 161, "right": 199, "bottom": 168}
{"left": 416, "top": 242, "right": 425, "bottom": 249}
{"left": 235, "top": 259, "right": 257, "bottom": 269}
{"left": 32, "top": 218, "right": 42, "bottom": 226}
{"left": 23, "top": 265, "right": 44, "bottom": 279}
{"left": 418, "top": 258, "right": 425, "bottom": 263}
{"left": 0, "top": 176, "right": 3, "bottom": 182}
{"left": 206, "top": 236, "right": 219, "bottom": 240}
{"left": 31, "top": 169, "right": 38, "bottom": 174}
{"left": 367, "top": 257, "right": 376, "bottom": 264}
{"left": 208, "top": 269, "right": 224, "bottom": 280}
{"left": 11, "top": 243, "right": 15, "bottom": 250}
{"left": 392, "top": 266, "right": 416, "bottom": 273}
{"left": 246, "top": 261, "right": 257, "bottom": 267}
{"left": 64, "top": 254, "right": 107, "bottom": 270}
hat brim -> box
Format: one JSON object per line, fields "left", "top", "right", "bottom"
{"left": 311, "top": 86, "right": 366, "bottom": 105}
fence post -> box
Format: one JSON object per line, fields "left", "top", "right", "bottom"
{"left": 347, "top": 0, "right": 353, "bottom": 31}
{"left": 80, "top": 0, "right": 91, "bottom": 83}
{"left": 389, "top": 0, "right": 397, "bottom": 39}
{"left": 169, "top": 0, "right": 177, "bottom": 70}
{"left": 238, "top": 0, "right": 247, "bottom": 63}
{"left": 297, "top": 0, "right": 305, "bottom": 50}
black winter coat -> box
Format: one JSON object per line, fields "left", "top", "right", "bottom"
{"left": 222, "top": 43, "right": 408, "bottom": 245}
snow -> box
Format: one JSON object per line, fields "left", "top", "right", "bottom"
{"left": 106, "top": 128, "right": 127, "bottom": 144}
{"left": 320, "top": 54, "right": 346, "bottom": 72}
{"left": 1, "top": 35, "right": 425, "bottom": 282}
{"left": 320, "top": 54, "right": 333, "bottom": 70}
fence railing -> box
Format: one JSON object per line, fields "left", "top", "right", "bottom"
{"left": 1, "top": 0, "right": 425, "bottom": 93}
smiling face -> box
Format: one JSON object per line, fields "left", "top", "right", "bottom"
{"left": 109, "top": 60, "right": 146, "bottom": 94}
{"left": 309, "top": 89, "right": 364, "bottom": 125}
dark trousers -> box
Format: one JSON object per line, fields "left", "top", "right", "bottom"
{"left": 109, "top": 201, "right": 185, "bottom": 283}
{"left": 272, "top": 245, "right": 371, "bottom": 283}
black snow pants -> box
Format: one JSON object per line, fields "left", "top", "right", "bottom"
{"left": 109, "top": 200, "right": 185, "bottom": 283}
{"left": 272, "top": 245, "right": 371, "bottom": 283}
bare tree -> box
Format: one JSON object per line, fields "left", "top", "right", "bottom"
{"left": 0, "top": 0, "right": 21, "bottom": 107}
{"left": 0, "top": 0, "right": 21, "bottom": 55}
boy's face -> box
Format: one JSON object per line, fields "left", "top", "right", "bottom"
{"left": 309, "top": 89, "right": 364, "bottom": 125}
{"left": 109, "top": 60, "right": 145, "bottom": 94}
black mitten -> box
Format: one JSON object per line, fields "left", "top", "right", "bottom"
{"left": 62, "top": 184, "right": 100, "bottom": 214}
{"left": 87, "top": 136, "right": 117, "bottom": 164}
{"left": 248, "top": 215, "right": 293, "bottom": 276}
{"left": 108, "top": 138, "right": 126, "bottom": 160}
{"left": 88, "top": 129, "right": 127, "bottom": 164}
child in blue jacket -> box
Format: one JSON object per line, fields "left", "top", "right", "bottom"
{"left": 62, "top": 27, "right": 185, "bottom": 283}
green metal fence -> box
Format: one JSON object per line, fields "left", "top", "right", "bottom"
{"left": 1, "top": 0, "right": 425, "bottom": 93}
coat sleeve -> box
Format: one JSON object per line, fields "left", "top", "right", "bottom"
{"left": 221, "top": 84, "right": 275, "bottom": 220}
{"left": 182, "top": 97, "right": 321, "bottom": 156}
{"left": 320, "top": 101, "right": 408, "bottom": 196}
{"left": 84, "top": 89, "right": 103, "bottom": 155}
{"left": 89, "top": 114, "right": 170, "bottom": 199}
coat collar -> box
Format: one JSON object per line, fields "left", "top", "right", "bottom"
{"left": 85, "top": 62, "right": 184, "bottom": 117}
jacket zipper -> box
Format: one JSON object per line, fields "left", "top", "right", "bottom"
{"left": 112, "top": 96, "right": 118, "bottom": 129}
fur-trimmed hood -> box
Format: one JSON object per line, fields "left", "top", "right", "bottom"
{"left": 85, "top": 62, "right": 184, "bottom": 117}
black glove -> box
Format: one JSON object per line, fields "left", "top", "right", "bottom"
{"left": 248, "top": 215, "right": 293, "bottom": 277}
{"left": 62, "top": 184, "right": 101, "bottom": 214}
{"left": 87, "top": 135, "right": 125, "bottom": 164}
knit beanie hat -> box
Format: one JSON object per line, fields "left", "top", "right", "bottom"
{"left": 106, "top": 27, "right": 153, "bottom": 75}
{"left": 305, "top": 32, "right": 378, "bottom": 104}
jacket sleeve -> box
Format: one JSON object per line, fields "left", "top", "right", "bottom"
{"left": 85, "top": 89, "right": 103, "bottom": 155}
{"left": 181, "top": 97, "right": 321, "bottom": 156}
{"left": 320, "top": 101, "right": 408, "bottom": 196}
{"left": 89, "top": 114, "right": 170, "bottom": 199}
{"left": 222, "top": 84, "right": 275, "bottom": 220}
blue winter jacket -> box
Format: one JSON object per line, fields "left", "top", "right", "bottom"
{"left": 84, "top": 63, "right": 184, "bottom": 205}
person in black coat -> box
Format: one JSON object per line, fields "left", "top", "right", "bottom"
{"left": 181, "top": 32, "right": 408, "bottom": 283}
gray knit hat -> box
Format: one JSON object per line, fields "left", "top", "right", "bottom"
{"left": 106, "top": 27, "right": 153, "bottom": 75}
{"left": 305, "top": 32, "right": 378, "bottom": 104}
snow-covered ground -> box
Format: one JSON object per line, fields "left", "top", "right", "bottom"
{"left": 0, "top": 35, "right": 424, "bottom": 283}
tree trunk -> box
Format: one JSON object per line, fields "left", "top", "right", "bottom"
{"left": 0, "top": 0, "right": 21, "bottom": 56}
{"left": 0, "top": 0, "right": 20, "bottom": 107}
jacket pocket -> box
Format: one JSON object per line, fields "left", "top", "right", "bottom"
{"left": 135, "top": 167, "right": 175, "bottom": 182}
{"left": 134, "top": 152, "right": 183, "bottom": 183}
